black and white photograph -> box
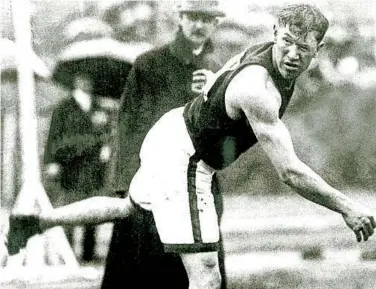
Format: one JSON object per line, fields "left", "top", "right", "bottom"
{"left": 1, "top": 1, "right": 376, "bottom": 288}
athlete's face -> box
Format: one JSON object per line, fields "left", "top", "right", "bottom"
{"left": 273, "top": 24, "right": 323, "bottom": 80}
{"left": 179, "top": 12, "right": 219, "bottom": 47}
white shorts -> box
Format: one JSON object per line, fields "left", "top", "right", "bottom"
{"left": 129, "top": 107, "right": 220, "bottom": 253}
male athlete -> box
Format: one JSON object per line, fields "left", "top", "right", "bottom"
{"left": 8, "top": 5, "right": 375, "bottom": 289}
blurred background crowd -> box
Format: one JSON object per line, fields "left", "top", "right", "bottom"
{"left": 1, "top": 0, "right": 376, "bottom": 268}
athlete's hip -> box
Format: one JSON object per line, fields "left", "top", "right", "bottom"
{"left": 139, "top": 107, "right": 196, "bottom": 167}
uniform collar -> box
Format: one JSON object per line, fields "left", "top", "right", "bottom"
{"left": 169, "top": 29, "right": 214, "bottom": 65}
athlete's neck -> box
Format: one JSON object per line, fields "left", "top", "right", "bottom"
{"left": 271, "top": 44, "right": 280, "bottom": 76}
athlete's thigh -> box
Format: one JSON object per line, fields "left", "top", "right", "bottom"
{"left": 150, "top": 159, "right": 219, "bottom": 252}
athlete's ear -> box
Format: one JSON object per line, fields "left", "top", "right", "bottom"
{"left": 273, "top": 25, "right": 278, "bottom": 42}
{"left": 317, "top": 42, "right": 325, "bottom": 51}
{"left": 312, "top": 42, "right": 324, "bottom": 58}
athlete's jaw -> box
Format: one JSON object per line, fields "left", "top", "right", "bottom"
{"left": 284, "top": 61, "right": 300, "bottom": 71}
{"left": 275, "top": 50, "right": 314, "bottom": 80}
{"left": 280, "top": 59, "right": 303, "bottom": 78}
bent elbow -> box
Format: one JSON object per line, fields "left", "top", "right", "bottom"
{"left": 278, "top": 167, "right": 301, "bottom": 187}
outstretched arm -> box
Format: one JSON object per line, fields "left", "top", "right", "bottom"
{"left": 39, "top": 196, "right": 135, "bottom": 230}
{"left": 228, "top": 66, "right": 375, "bottom": 242}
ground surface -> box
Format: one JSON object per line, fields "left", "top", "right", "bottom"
{"left": 1, "top": 191, "right": 375, "bottom": 288}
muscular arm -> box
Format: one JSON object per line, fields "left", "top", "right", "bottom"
{"left": 39, "top": 196, "right": 135, "bottom": 230}
{"left": 227, "top": 66, "right": 375, "bottom": 241}
{"left": 252, "top": 118, "right": 355, "bottom": 214}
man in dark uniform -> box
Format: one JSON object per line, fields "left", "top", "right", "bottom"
{"left": 8, "top": 4, "right": 375, "bottom": 289}
{"left": 103, "top": 1, "right": 227, "bottom": 288}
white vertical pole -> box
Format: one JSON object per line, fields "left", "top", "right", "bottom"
{"left": 1, "top": 113, "right": 17, "bottom": 209}
{"left": 11, "top": 0, "right": 45, "bottom": 270}
{"left": 12, "top": 0, "right": 40, "bottom": 187}
{"left": 11, "top": 0, "right": 79, "bottom": 268}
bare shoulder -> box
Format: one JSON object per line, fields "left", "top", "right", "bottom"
{"left": 226, "top": 65, "right": 281, "bottom": 121}
{"left": 229, "top": 65, "right": 270, "bottom": 90}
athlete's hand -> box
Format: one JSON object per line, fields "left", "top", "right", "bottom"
{"left": 342, "top": 205, "right": 375, "bottom": 242}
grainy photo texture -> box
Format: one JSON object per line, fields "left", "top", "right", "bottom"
{"left": 1, "top": 1, "right": 376, "bottom": 289}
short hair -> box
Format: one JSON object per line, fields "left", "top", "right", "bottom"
{"left": 277, "top": 4, "right": 329, "bottom": 43}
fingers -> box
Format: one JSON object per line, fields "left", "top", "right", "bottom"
{"left": 354, "top": 229, "right": 362, "bottom": 242}
{"left": 191, "top": 79, "right": 206, "bottom": 94}
{"left": 360, "top": 228, "right": 369, "bottom": 242}
{"left": 192, "top": 75, "right": 207, "bottom": 82}
{"left": 191, "top": 85, "right": 203, "bottom": 94}
{"left": 192, "top": 69, "right": 210, "bottom": 75}
{"left": 370, "top": 216, "right": 376, "bottom": 228}
{"left": 354, "top": 216, "right": 375, "bottom": 242}
{"left": 364, "top": 217, "right": 375, "bottom": 235}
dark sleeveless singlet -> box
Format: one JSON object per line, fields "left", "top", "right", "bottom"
{"left": 183, "top": 42, "right": 295, "bottom": 170}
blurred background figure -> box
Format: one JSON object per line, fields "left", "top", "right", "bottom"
{"left": 1, "top": 38, "right": 51, "bottom": 266}
{"left": 102, "top": 1, "right": 229, "bottom": 289}
{"left": 43, "top": 17, "right": 150, "bottom": 263}
{"left": 44, "top": 70, "right": 106, "bottom": 263}
{"left": 102, "top": 1, "right": 158, "bottom": 43}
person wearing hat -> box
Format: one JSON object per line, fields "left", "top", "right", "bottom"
{"left": 102, "top": 1, "right": 228, "bottom": 288}
{"left": 44, "top": 18, "right": 145, "bottom": 263}
{"left": 44, "top": 70, "right": 110, "bottom": 262}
